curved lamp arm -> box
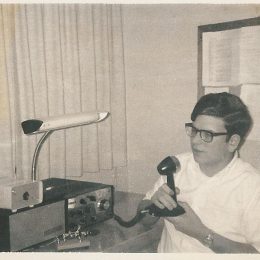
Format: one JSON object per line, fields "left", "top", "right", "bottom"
{"left": 32, "top": 130, "right": 54, "bottom": 181}
{"left": 21, "top": 111, "right": 110, "bottom": 181}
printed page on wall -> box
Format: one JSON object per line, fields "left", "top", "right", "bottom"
{"left": 203, "top": 25, "right": 260, "bottom": 87}
{"left": 239, "top": 25, "right": 260, "bottom": 84}
{"left": 202, "top": 29, "right": 240, "bottom": 87}
{"left": 240, "top": 84, "right": 260, "bottom": 141}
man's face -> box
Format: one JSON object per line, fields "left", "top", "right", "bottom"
{"left": 190, "top": 115, "right": 233, "bottom": 172}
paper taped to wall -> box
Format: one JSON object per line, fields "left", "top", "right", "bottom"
{"left": 240, "top": 84, "right": 260, "bottom": 141}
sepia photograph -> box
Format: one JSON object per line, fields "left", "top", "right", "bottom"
{"left": 0, "top": 1, "right": 260, "bottom": 257}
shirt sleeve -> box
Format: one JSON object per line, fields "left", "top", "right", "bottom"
{"left": 242, "top": 187, "right": 260, "bottom": 252}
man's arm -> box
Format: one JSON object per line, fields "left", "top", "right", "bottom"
{"left": 151, "top": 183, "right": 259, "bottom": 253}
{"left": 166, "top": 202, "right": 259, "bottom": 254}
{"left": 198, "top": 227, "right": 258, "bottom": 254}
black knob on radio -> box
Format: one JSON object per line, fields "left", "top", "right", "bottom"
{"left": 87, "top": 195, "right": 96, "bottom": 201}
{"left": 80, "top": 198, "right": 87, "bottom": 204}
{"left": 23, "top": 191, "right": 30, "bottom": 200}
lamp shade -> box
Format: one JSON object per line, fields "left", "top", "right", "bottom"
{"left": 21, "top": 111, "right": 109, "bottom": 134}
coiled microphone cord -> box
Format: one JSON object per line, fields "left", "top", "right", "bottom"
{"left": 113, "top": 209, "right": 150, "bottom": 228}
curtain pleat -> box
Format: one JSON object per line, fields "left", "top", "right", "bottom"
{"left": 92, "top": 5, "right": 113, "bottom": 171}
{"left": 109, "top": 5, "right": 127, "bottom": 167}
{"left": 26, "top": 5, "right": 50, "bottom": 179}
{"left": 0, "top": 4, "right": 127, "bottom": 182}
{"left": 77, "top": 5, "right": 99, "bottom": 172}
{"left": 0, "top": 5, "right": 14, "bottom": 178}
{"left": 43, "top": 4, "right": 66, "bottom": 178}
{"left": 59, "top": 4, "right": 83, "bottom": 177}
{"left": 15, "top": 5, "right": 36, "bottom": 180}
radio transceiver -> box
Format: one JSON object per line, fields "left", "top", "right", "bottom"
{"left": 42, "top": 178, "right": 114, "bottom": 231}
{"left": 0, "top": 178, "right": 114, "bottom": 252}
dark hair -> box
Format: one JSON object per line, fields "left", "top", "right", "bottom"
{"left": 191, "top": 92, "right": 253, "bottom": 142}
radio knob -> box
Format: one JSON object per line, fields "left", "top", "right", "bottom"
{"left": 23, "top": 191, "right": 30, "bottom": 200}
{"left": 97, "top": 199, "right": 110, "bottom": 210}
{"left": 80, "top": 198, "right": 87, "bottom": 204}
{"left": 87, "top": 195, "right": 96, "bottom": 201}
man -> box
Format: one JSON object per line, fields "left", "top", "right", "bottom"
{"left": 139, "top": 92, "right": 260, "bottom": 253}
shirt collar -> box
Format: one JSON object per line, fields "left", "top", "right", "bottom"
{"left": 217, "top": 151, "right": 238, "bottom": 177}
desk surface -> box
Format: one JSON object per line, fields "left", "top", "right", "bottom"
{"left": 25, "top": 191, "right": 163, "bottom": 253}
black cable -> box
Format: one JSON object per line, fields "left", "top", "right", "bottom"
{"left": 113, "top": 210, "right": 149, "bottom": 228}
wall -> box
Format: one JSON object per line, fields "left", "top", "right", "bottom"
{"left": 121, "top": 4, "right": 260, "bottom": 194}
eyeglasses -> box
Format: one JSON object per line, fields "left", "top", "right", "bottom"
{"left": 185, "top": 123, "right": 228, "bottom": 143}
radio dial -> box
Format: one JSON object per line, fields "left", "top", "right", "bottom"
{"left": 23, "top": 191, "right": 30, "bottom": 201}
{"left": 97, "top": 199, "right": 110, "bottom": 210}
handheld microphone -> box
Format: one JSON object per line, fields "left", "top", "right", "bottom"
{"left": 114, "top": 155, "right": 185, "bottom": 228}
{"left": 147, "top": 156, "right": 185, "bottom": 217}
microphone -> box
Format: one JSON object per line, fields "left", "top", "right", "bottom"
{"left": 147, "top": 156, "right": 185, "bottom": 217}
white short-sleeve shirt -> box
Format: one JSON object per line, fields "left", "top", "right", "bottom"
{"left": 144, "top": 152, "right": 260, "bottom": 253}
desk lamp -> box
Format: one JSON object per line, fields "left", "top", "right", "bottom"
{"left": 21, "top": 111, "right": 109, "bottom": 182}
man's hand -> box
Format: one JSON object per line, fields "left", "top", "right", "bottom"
{"left": 151, "top": 183, "right": 180, "bottom": 210}
{"left": 137, "top": 199, "right": 159, "bottom": 226}
{"left": 165, "top": 201, "right": 208, "bottom": 240}
{"left": 165, "top": 201, "right": 259, "bottom": 253}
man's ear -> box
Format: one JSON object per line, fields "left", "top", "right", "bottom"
{"left": 228, "top": 134, "right": 241, "bottom": 152}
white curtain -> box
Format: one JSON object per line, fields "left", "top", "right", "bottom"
{"left": 0, "top": 4, "right": 127, "bottom": 181}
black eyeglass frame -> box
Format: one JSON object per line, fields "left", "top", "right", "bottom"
{"left": 185, "top": 123, "right": 228, "bottom": 143}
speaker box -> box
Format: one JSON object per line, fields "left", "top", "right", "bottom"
{"left": 0, "top": 200, "right": 65, "bottom": 252}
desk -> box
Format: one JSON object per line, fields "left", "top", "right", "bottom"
{"left": 25, "top": 191, "right": 163, "bottom": 253}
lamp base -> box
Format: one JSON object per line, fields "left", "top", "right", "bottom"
{"left": 0, "top": 177, "right": 43, "bottom": 210}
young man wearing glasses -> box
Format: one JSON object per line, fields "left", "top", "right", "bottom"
{"left": 139, "top": 92, "right": 260, "bottom": 253}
